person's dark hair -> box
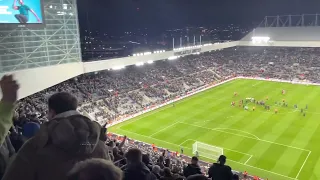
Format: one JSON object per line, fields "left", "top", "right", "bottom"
{"left": 163, "top": 167, "right": 172, "bottom": 177}
{"left": 191, "top": 156, "right": 199, "bottom": 164}
{"left": 67, "top": 158, "right": 122, "bottom": 180}
{"left": 218, "top": 155, "right": 226, "bottom": 165}
{"left": 125, "top": 148, "right": 142, "bottom": 163}
{"left": 48, "top": 92, "right": 78, "bottom": 114}
{"left": 187, "top": 174, "right": 208, "bottom": 180}
{"left": 232, "top": 174, "right": 239, "bottom": 180}
{"left": 142, "top": 154, "right": 150, "bottom": 165}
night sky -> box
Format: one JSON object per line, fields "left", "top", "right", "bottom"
{"left": 77, "top": 0, "right": 320, "bottom": 34}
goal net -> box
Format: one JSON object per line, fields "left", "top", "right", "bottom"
{"left": 192, "top": 141, "right": 223, "bottom": 160}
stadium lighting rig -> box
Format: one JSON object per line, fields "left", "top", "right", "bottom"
{"left": 153, "top": 50, "right": 165, "bottom": 54}
{"left": 135, "top": 62, "right": 144, "bottom": 66}
{"left": 168, "top": 56, "right": 179, "bottom": 60}
{"left": 173, "top": 45, "right": 202, "bottom": 51}
{"left": 132, "top": 50, "right": 165, "bottom": 57}
{"left": 251, "top": 36, "right": 270, "bottom": 44}
{"left": 112, "top": 66, "right": 125, "bottom": 70}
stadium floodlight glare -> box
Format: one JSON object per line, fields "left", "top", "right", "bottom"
{"left": 143, "top": 52, "right": 152, "bottom": 55}
{"left": 135, "top": 62, "right": 144, "bottom": 66}
{"left": 147, "top": 60, "right": 153, "bottom": 64}
{"left": 252, "top": 36, "right": 270, "bottom": 43}
{"left": 112, "top": 66, "right": 125, "bottom": 70}
{"left": 168, "top": 56, "right": 179, "bottom": 60}
{"left": 192, "top": 141, "right": 223, "bottom": 160}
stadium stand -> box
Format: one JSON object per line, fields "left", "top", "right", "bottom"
{"left": 2, "top": 45, "right": 320, "bottom": 180}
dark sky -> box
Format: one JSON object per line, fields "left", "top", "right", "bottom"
{"left": 77, "top": 0, "right": 320, "bottom": 34}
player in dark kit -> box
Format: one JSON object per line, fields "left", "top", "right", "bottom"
{"left": 13, "top": 0, "right": 41, "bottom": 23}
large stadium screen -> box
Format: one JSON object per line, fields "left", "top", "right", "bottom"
{"left": 0, "top": 0, "right": 45, "bottom": 28}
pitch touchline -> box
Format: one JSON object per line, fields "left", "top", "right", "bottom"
{"left": 117, "top": 128, "right": 297, "bottom": 180}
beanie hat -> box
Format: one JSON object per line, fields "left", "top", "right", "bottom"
{"left": 22, "top": 122, "right": 40, "bottom": 138}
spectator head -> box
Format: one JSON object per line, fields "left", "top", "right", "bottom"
{"left": 48, "top": 92, "right": 78, "bottom": 120}
{"left": 142, "top": 154, "right": 150, "bottom": 165}
{"left": 107, "top": 141, "right": 115, "bottom": 148}
{"left": 191, "top": 156, "right": 199, "bottom": 165}
{"left": 187, "top": 174, "right": 208, "bottom": 180}
{"left": 163, "top": 167, "right": 172, "bottom": 177}
{"left": 217, "top": 155, "right": 226, "bottom": 165}
{"left": 68, "top": 158, "right": 122, "bottom": 180}
{"left": 152, "top": 165, "right": 161, "bottom": 174}
{"left": 172, "top": 165, "right": 180, "bottom": 174}
{"left": 232, "top": 174, "right": 239, "bottom": 180}
{"left": 125, "top": 148, "right": 142, "bottom": 164}
{"left": 22, "top": 122, "right": 40, "bottom": 140}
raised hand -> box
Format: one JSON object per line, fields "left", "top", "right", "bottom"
{"left": 0, "top": 75, "right": 19, "bottom": 104}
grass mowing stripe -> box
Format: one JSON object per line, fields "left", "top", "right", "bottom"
{"left": 110, "top": 79, "right": 320, "bottom": 180}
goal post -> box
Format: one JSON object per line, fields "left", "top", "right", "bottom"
{"left": 192, "top": 141, "right": 224, "bottom": 160}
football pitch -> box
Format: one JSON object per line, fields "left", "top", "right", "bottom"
{"left": 109, "top": 79, "right": 320, "bottom": 180}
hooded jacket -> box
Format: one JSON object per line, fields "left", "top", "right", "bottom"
{"left": 2, "top": 110, "right": 109, "bottom": 180}
{"left": 183, "top": 163, "right": 202, "bottom": 178}
{"left": 208, "top": 163, "right": 233, "bottom": 180}
{"left": 123, "top": 162, "right": 152, "bottom": 180}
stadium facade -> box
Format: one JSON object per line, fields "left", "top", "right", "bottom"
{"left": 1, "top": 13, "right": 320, "bottom": 99}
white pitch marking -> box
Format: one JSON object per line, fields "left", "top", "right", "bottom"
{"left": 179, "top": 122, "right": 310, "bottom": 152}
{"left": 150, "top": 121, "right": 180, "bottom": 137}
{"left": 180, "top": 139, "right": 252, "bottom": 157}
{"left": 295, "top": 150, "right": 311, "bottom": 179}
{"left": 117, "top": 128, "right": 297, "bottom": 180}
{"left": 244, "top": 155, "right": 253, "bottom": 165}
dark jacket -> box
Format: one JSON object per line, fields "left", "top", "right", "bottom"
{"left": 0, "top": 136, "right": 15, "bottom": 178}
{"left": 160, "top": 176, "right": 176, "bottom": 180}
{"left": 151, "top": 172, "right": 161, "bottom": 179}
{"left": 183, "top": 164, "right": 202, "bottom": 178}
{"left": 208, "top": 163, "right": 233, "bottom": 180}
{"left": 2, "top": 110, "right": 109, "bottom": 180}
{"left": 123, "top": 162, "right": 152, "bottom": 180}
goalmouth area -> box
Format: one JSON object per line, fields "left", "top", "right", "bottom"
{"left": 109, "top": 77, "right": 320, "bottom": 180}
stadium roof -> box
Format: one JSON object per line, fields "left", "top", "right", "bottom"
{"left": 241, "top": 14, "right": 320, "bottom": 44}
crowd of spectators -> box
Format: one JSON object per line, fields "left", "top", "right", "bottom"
{"left": 1, "top": 46, "right": 320, "bottom": 180}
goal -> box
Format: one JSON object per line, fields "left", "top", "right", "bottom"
{"left": 192, "top": 141, "right": 224, "bottom": 160}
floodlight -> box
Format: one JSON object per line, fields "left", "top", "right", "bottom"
{"left": 135, "top": 62, "right": 144, "bottom": 66}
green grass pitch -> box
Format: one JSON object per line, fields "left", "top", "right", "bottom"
{"left": 109, "top": 79, "right": 320, "bottom": 180}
